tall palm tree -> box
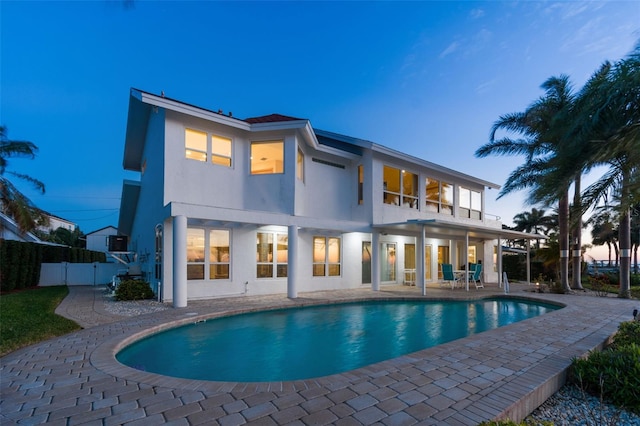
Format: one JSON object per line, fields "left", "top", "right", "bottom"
{"left": 556, "top": 44, "right": 640, "bottom": 298}
{"left": 476, "top": 75, "right": 576, "bottom": 292}
{"left": 0, "top": 126, "right": 47, "bottom": 234}
{"left": 512, "top": 208, "right": 554, "bottom": 249}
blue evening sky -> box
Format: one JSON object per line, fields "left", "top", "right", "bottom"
{"left": 2, "top": 1, "right": 638, "bottom": 259}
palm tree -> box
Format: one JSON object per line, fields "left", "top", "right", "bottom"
{"left": 512, "top": 208, "right": 554, "bottom": 249}
{"left": 0, "top": 125, "right": 47, "bottom": 234}
{"left": 476, "top": 75, "right": 576, "bottom": 292}
{"left": 587, "top": 205, "right": 618, "bottom": 267}
{"left": 557, "top": 44, "right": 640, "bottom": 298}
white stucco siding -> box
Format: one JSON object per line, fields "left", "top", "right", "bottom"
{"left": 126, "top": 109, "right": 168, "bottom": 287}
{"left": 298, "top": 155, "right": 354, "bottom": 220}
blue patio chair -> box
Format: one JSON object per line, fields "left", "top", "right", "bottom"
{"left": 441, "top": 263, "right": 460, "bottom": 289}
{"left": 470, "top": 263, "right": 483, "bottom": 289}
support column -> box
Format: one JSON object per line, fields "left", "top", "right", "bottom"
{"left": 418, "top": 226, "right": 426, "bottom": 296}
{"left": 464, "top": 231, "right": 469, "bottom": 291}
{"left": 172, "top": 215, "right": 187, "bottom": 308}
{"left": 287, "top": 225, "right": 298, "bottom": 299}
{"left": 372, "top": 231, "right": 380, "bottom": 291}
{"left": 497, "top": 238, "right": 502, "bottom": 288}
{"left": 526, "top": 240, "right": 531, "bottom": 284}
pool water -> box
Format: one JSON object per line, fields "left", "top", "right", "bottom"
{"left": 117, "top": 299, "right": 558, "bottom": 382}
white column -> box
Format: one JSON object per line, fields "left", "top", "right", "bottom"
{"left": 526, "top": 240, "right": 531, "bottom": 284}
{"left": 418, "top": 226, "right": 426, "bottom": 296}
{"left": 464, "top": 231, "right": 469, "bottom": 291}
{"left": 372, "top": 231, "right": 380, "bottom": 291}
{"left": 497, "top": 238, "right": 503, "bottom": 288}
{"left": 287, "top": 225, "right": 298, "bottom": 299}
{"left": 172, "top": 215, "right": 187, "bottom": 308}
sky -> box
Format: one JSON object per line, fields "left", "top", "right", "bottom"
{"left": 2, "top": 0, "right": 639, "bottom": 261}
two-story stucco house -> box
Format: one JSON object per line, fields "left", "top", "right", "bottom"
{"left": 118, "top": 88, "right": 538, "bottom": 307}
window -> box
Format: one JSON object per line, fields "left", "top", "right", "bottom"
{"left": 381, "top": 242, "right": 396, "bottom": 281}
{"left": 358, "top": 165, "right": 364, "bottom": 205}
{"left": 313, "top": 236, "right": 341, "bottom": 277}
{"left": 425, "top": 178, "right": 453, "bottom": 214}
{"left": 257, "top": 232, "right": 288, "bottom": 278}
{"left": 212, "top": 135, "right": 232, "bottom": 167}
{"left": 209, "top": 230, "right": 230, "bottom": 279}
{"left": 459, "top": 187, "right": 482, "bottom": 219}
{"left": 251, "top": 140, "right": 284, "bottom": 174}
{"left": 187, "top": 228, "right": 205, "bottom": 279}
{"left": 185, "top": 129, "right": 207, "bottom": 162}
{"left": 187, "top": 227, "right": 230, "bottom": 280}
{"left": 185, "top": 128, "right": 233, "bottom": 167}
{"left": 383, "top": 166, "right": 418, "bottom": 208}
{"left": 297, "top": 148, "right": 304, "bottom": 181}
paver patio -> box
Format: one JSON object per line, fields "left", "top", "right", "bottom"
{"left": 1, "top": 283, "right": 637, "bottom": 425}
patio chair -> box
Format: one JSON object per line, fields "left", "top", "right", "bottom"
{"left": 470, "top": 263, "right": 483, "bottom": 289}
{"left": 441, "top": 263, "right": 460, "bottom": 289}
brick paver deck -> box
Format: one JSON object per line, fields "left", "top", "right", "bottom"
{"left": 1, "top": 283, "right": 637, "bottom": 425}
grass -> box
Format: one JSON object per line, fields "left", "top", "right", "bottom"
{"left": 0, "top": 286, "right": 81, "bottom": 357}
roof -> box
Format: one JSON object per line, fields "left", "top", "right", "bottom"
{"left": 85, "top": 225, "right": 118, "bottom": 236}
{"left": 245, "top": 114, "right": 305, "bottom": 124}
{"left": 374, "top": 219, "right": 546, "bottom": 242}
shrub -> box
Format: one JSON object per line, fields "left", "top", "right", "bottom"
{"left": 611, "top": 321, "right": 640, "bottom": 349}
{"left": 570, "top": 343, "right": 640, "bottom": 413}
{"left": 115, "top": 280, "right": 155, "bottom": 301}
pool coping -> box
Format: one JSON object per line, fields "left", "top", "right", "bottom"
{"left": 2, "top": 285, "right": 637, "bottom": 425}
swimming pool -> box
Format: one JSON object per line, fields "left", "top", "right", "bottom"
{"left": 117, "top": 298, "right": 558, "bottom": 382}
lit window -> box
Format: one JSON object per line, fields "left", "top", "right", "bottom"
{"left": 313, "top": 236, "right": 341, "bottom": 277}
{"left": 212, "top": 135, "right": 232, "bottom": 167}
{"left": 185, "top": 128, "right": 233, "bottom": 167}
{"left": 459, "top": 187, "right": 482, "bottom": 219}
{"left": 297, "top": 148, "right": 304, "bottom": 181}
{"left": 187, "top": 228, "right": 205, "bottom": 279}
{"left": 425, "top": 178, "right": 453, "bottom": 215}
{"left": 187, "top": 227, "right": 230, "bottom": 280}
{"left": 209, "top": 230, "right": 230, "bottom": 279}
{"left": 383, "top": 166, "right": 417, "bottom": 208}
{"left": 256, "top": 232, "right": 288, "bottom": 278}
{"left": 251, "top": 141, "right": 284, "bottom": 174}
{"left": 185, "top": 129, "right": 207, "bottom": 162}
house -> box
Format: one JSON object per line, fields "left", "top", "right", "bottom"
{"left": 118, "top": 88, "right": 541, "bottom": 307}
{"left": 0, "top": 211, "right": 42, "bottom": 243}
{"left": 85, "top": 226, "right": 119, "bottom": 259}
{"left": 39, "top": 212, "right": 76, "bottom": 233}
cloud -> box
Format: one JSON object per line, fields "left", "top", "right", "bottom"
{"left": 439, "top": 41, "right": 460, "bottom": 59}
{"left": 470, "top": 8, "right": 485, "bottom": 19}
{"left": 475, "top": 79, "right": 497, "bottom": 95}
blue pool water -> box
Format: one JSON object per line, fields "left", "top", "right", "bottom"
{"left": 117, "top": 298, "right": 558, "bottom": 382}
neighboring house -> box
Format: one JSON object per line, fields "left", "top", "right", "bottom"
{"left": 85, "top": 226, "right": 119, "bottom": 259}
{"left": 39, "top": 213, "right": 76, "bottom": 233}
{"left": 118, "top": 88, "right": 541, "bottom": 306}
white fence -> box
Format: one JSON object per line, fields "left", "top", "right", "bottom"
{"left": 39, "top": 262, "right": 125, "bottom": 286}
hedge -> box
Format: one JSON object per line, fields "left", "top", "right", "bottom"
{"left": 0, "top": 239, "right": 107, "bottom": 292}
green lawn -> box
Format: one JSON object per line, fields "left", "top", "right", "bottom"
{"left": 0, "top": 286, "right": 81, "bottom": 357}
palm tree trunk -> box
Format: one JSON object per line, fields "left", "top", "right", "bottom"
{"left": 619, "top": 172, "right": 631, "bottom": 298}
{"left": 571, "top": 174, "right": 583, "bottom": 290}
{"left": 559, "top": 192, "right": 570, "bottom": 292}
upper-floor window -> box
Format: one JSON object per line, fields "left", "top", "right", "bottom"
{"left": 185, "top": 128, "right": 233, "bottom": 167}
{"left": 459, "top": 187, "right": 482, "bottom": 219}
{"left": 313, "top": 236, "right": 341, "bottom": 277}
{"left": 186, "top": 227, "right": 230, "bottom": 280}
{"left": 256, "top": 232, "right": 288, "bottom": 278}
{"left": 383, "top": 166, "right": 418, "bottom": 209}
{"left": 251, "top": 140, "right": 284, "bottom": 174}
{"left": 297, "top": 148, "right": 304, "bottom": 181}
{"left": 425, "top": 177, "right": 453, "bottom": 215}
